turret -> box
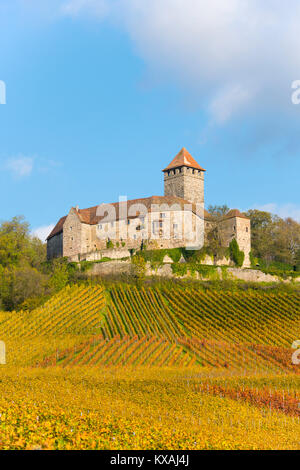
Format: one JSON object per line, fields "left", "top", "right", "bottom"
{"left": 162, "top": 147, "right": 205, "bottom": 205}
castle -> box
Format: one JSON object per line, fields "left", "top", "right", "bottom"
{"left": 47, "top": 148, "right": 251, "bottom": 267}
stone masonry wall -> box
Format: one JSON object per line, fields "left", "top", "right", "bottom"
{"left": 63, "top": 209, "right": 83, "bottom": 260}
{"left": 235, "top": 217, "right": 251, "bottom": 268}
{"left": 47, "top": 232, "right": 63, "bottom": 259}
{"left": 164, "top": 167, "right": 204, "bottom": 205}
{"left": 93, "top": 210, "right": 204, "bottom": 252}
{"left": 217, "top": 217, "right": 251, "bottom": 268}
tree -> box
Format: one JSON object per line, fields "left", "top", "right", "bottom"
{"left": 0, "top": 216, "right": 31, "bottom": 267}
{"left": 0, "top": 216, "right": 46, "bottom": 269}
{"left": 0, "top": 216, "right": 48, "bottom": 310}
{"left": 246, "top": 209, "right": 300, "bottom": 267}
{"left": 49, "top": 261, "right": 69, "bottom": 292}
{"left": 245, "top": 210, "right": 278, "bottom": 263}
{"left": 0, "top": 266, "right": 48, "bottom": 311}
{"left": 229, "top": 238, "right": 245, "bottom": 268}
{"left": 207, "top": 205, "right": 230, "bottom": 219}
{"left": 273, "top": 217, "right": 300, "bottom": 266}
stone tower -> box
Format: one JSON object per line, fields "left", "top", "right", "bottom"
{"left": 163, "top": 148, "right": 205, "bottom": 205}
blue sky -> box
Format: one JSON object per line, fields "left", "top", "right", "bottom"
{"left": 0, "top": 0, "right": 300, "bottom": 240}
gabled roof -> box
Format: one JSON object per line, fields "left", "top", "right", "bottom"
{"left": 163, "top": 147, "right": 206, "bottom": 172}
{"left": 46, "top": 196, "right": 209, "bottom": 240}
{"left": 46, "top": 216, "right": 67, "bottom": 240}
{"left": 222, "top": 209, "right": 249, "bottom": 220}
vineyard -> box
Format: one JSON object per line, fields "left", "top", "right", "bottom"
{"left": 0, "top": 283, "right": 299, "bottom": 371}
{"left": 0, "top": 282, "right": 300, "bottom": 449}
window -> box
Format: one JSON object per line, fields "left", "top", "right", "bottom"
{"left": 159, "top": 221, "right": 163, "bottom": 228}
{"left": 160, "top": 213, "right": 166, "bottom": 218}
{"left": 246, "top": 227, "right": 249, "bottom": 233}
{"left": 133, "top": 234, "right": 137, "bottom": 240}
{"left": 140, "top": 216, "right": 145, "bottom": 223}
{"left": 70, "top": 226, "right": 72, "bottom": 231}
{"left": 173, "top": 224, "right": 178, "bottom": 230}
{"left": 152, "top": 221, "right": 159, "bottom": 233}
{"left": 99, "top": 224, "right": 102, "bottom": 230}
{"left": 127, "top": 220, "right": 130, "bottom": 225}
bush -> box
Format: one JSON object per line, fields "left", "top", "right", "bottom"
{"left": 106, "top": 240, "right": 114, "bottom": 249}
{"left": 171, "top": 263, "right": 188, "bottom": 276}
{"left": 131, "top": 255, "right": 146, "bottom": 284}
{"left": 229, "top": 239, "right": 245, "bottom": 268}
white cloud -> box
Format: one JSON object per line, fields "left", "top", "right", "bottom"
{"left": 4, "top": 156, "right": 34, "bottom": 179}
{"left": 209, "top": 84, "right": 254, "bottom": 124}
{"left": 32, "top": 224, "right": 55, "bottom": 242}
{"left": 59, "top": 0, "right": 300, "bottom": 122}
{"left": 61, "top": 0, "right": 110, "bottom": 17}
{"left": 255, "top": 203, "right": 300, "bottom": 222}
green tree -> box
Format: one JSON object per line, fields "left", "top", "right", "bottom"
{"left": 49, "top": 261, "right": 69, "bottom": 292}
{"left": 229, "top": 238, "right": 245, "bottom": 268}
{"left": 207, "top": 205, "right": 230, "bottom": 219}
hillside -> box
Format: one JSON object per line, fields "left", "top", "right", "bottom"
{"left": 1, "top": 282, "right": 300, "bottom": 449}
{"left": 1, "top": 283, "right": 299, "bottom": 372}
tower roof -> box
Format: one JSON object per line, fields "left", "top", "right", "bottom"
{"left": 163, "top": 147, "right": 206, "bottom": 172}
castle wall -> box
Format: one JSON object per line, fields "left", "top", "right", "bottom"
{"left": 235, "top": 217, "right": 251, "bottom": 267}
{"left": 94, "top": 209, "right": 204, "bottom": 253}
{"left": 218, "top": 216, "right": 251, "bottom": 267}
{"left": 47, "top": 232, "right": 63, "bottom": 259}
{"left": 63, "top": 209, "right": 83, "bottom": 260}
{"left": 164, "top": 167, "right": 204, "bottom": 205}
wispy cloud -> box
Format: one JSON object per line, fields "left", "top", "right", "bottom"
{"left": 32, "top": 224, "right": 55, "bottom": 242}
{"left": 254, "top": 203, "right": 300, "bottom": 222}
{"left": 4, "top": 156, "right": 34, "bottom": 179}
{"left": 2, "top": 155, "right": 62, "bottom": 179}
{"left": 61, "top": 0, "right": 110, "bottom": 18}
{"left": 58, "top": 0, "right": 300, "bottom": 125}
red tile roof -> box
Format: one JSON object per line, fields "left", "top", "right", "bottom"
{"left": 47, "top": 196, "right": 210, "bottom": 240}
{"left": 47, "top": 203, "right": 249, "bottom": 240}
{"left": 46, "top": 216, "right": 67, "bottom": 240}
{"left": 163, "top": 148, "right": 206, "bottom": 172}
{"left": 222, "top": 209, "right": 249, "bottom": 220}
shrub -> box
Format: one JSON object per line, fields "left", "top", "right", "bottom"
{"left": 171, "top": 263, "right": 188, "bottom": 277}
{"left": 131, "top": 255, "right": 146, "bottom": 284}
{"left": 106, "top": 240, "right": 114, "bottom": 249}
{"left": 229, "top": 239, "right": 245, "bottom": 268}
